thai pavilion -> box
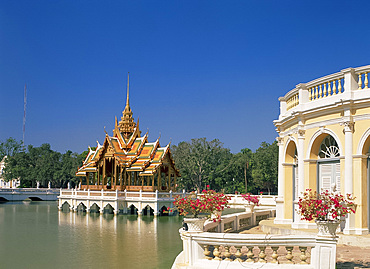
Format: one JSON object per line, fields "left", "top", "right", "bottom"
{"left": 76, "top": 79, "right": 180, "bottom": 193}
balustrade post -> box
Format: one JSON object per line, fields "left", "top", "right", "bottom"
{"left": 139, "top": 189, "right": 142, "bottom": 199}
{"left": 342, "top": 67, "right": 358, "bottom": 94}
{"left": 88, "top": 189, "right": 90, "bottom": 197}
{"left": 155, "top": 190, "right": 158, "bottom": 199}
{"left": 313, "top": 236, "right": 337, "bottom": 269}
{"left": 297, "top": 83, "right": 308, "bottom": 105}
{"left": 101, "top": 188, "right": 104, "bottom": 197}
{"left": 169, "top": 190, "right": 172, "bottom": 199}
{"left": 278, "top": 97, "right": 287, "bottom": 116}
{"left": 124, "top": 189, "right": 127, "bottom": 198}
{"left": 116, "top": 189, "right": 118, "bottom": 199}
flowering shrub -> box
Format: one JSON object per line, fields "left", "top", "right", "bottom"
{"left": 297, "top": 189, "right": 356, "bottom": 222}
{"left": 173, "top": 189, "right": 230, "bottom": 221}
{"left": 241, "top": 193, "right": 260, "bottom": 206}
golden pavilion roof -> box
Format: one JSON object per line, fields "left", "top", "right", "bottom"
{"left": 76, "top": 75, "right": 179, "bottom": 177}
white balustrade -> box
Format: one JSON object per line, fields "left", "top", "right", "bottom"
{"left": 174, "top": 231, "right": 337, "bottom": 268}
{"left": 279, "top": 65, "right": 370, "bottom": 115}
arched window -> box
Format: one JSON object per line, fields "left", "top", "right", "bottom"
{"left": 318, "top": 135, "right": 340, "bottom": 192}
{"left": 319, "top": 136, "right": 340, "bottom": 159}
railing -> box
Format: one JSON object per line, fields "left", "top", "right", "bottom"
{"left": 204, "top": 209, "right": 274, "bottom": 233}
{"left": 280, "top": 65, "right": 370, "bottom": 114}
{"left": 59, "top": 189, "right": 188, "bottom": 201}
{"left": 175, "top": 232, "right": 337, "bottom": 268}
{"left": 0, "top": 188, "right": 60, "bottom": 194}
{"left": 227, "top": 194, "right": 277, "bottom": 208}
{"left": 307, "top": 72, "right": 344, "bottom": 101}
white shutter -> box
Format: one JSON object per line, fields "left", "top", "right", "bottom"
{"left": 320, "top": 163, "right": 332, "bottom": 192}
{"left": 335, "top": 163, "right": 341, "bottom": 192}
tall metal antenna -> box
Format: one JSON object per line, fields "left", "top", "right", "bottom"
{"left": 23, "top": 83, "right": 27, "bottom": 147}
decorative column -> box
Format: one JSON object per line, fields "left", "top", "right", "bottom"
{"left": 274, "top": 136, "right": 286, "bottom": 224}
{"left": 297, "top": 129, "right": 305, "bottom": 196}
{"left": 343, "top": 120, "right": 355, "bottom": 234}
{"left": 292, "top": 128, "right": 306, "bottom": 228}
{"left": 158, "top": 171, "right": 161, "bottom": 192}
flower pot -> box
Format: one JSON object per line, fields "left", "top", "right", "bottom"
{"left": 244, "top": 204, "right": 255, "bottom": 213}
{"left": 316, "top": 220, "right": 340, "bottom": 237}
{"left": 183, "top": 218, "right": 206, "bottom": 232}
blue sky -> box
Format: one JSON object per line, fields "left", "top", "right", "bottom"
{"left": 1, "top": 1, "right": 370, "bottom": 154}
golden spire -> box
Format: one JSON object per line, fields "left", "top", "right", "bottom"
{"left": 118, "top": 73, "right": 136, "bottom": 140}
{"left": 126, "top": 72, "right": 130, "bottom": 108}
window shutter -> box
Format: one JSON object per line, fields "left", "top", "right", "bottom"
{"left": 320, "top": 163, "right": 332, "bottom": 192}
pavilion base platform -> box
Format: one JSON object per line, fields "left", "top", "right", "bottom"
{"left": 58, "top": 188, "right": 186, "bottom": 216}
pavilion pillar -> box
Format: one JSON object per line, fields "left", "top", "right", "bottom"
{"left": 152, "top": 175, "right": 154, "bottom": 188}
{"left": 86, "top": 172, "right": 89, "bottom": 189}
{"left": 168, "top": 169, "right": 171, "bottom": 191}
{"left": 158, "top": 171, "right": 161, "bottom": 192}
{"left": 174, "top": 174, "right": 177, "bottom": 192}
{"left": 114, "top": 160, "right": 117, "bottom": 189}
{"left": 103, "top": 158, "right": 106, "bottom": 187}
{"left": 120, "top": 168, "right": 123, "bottom": 190}
{"left": 97, "top": 165, "right": 100, "bottom": 186}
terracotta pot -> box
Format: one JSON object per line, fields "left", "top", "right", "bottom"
{"left": 183, "top": 218, "right": 206, "bottom": 232}
{"left": 316, "top": 220, "right": 340, "bottom": 237}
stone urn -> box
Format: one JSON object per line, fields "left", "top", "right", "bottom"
{"left": 316, "top": 220, "right": 340, "bottom": 237}
{"left": 244, "top": 203, "right": 255, "bottom": 213}
{"left": 183, "top": 218, "right": 206, "bottom": 232}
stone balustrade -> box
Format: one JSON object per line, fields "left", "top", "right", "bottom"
{"left": 227, "top": 194, "right": 277, "bottom": 209}
{"left": 279, "top": 65, "right": 370, "bottom": 117}
{"left": 174, "top": 232, "right": 337, "bottom": 269}
{"left": 204, "top": 209, "right": 275, "bottom": 233}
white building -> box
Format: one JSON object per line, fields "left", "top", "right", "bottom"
{"left": 274, "top": 65, "right": 370, "bottom": 235}
{"left": 0, "top": 156, "right": 20, "bottom": 188}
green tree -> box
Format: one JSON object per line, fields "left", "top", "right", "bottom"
{"left": 230, "top": 148, "right": 253, "bottom": 193}
{"left": 0, "top": 137, "right": 23, "bottom": 159}
{"left": 3, "top": 143, "right": 86, "bottom": 188}
{"left": 251, "top": 141, "right": 278, "bottom": 194}
{"left": 172, "top": 138, "right": 232, "bottom": 192}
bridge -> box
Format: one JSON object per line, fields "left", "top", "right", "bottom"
{"left": 0, "top": 188, "right": 60, "bottom": 201}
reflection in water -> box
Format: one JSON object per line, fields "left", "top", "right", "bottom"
{"left": 0, "top": 202, "right": 182, "bottom": 269}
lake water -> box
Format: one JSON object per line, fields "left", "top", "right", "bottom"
{"left": 0, "top": 201, "right": 183, "bottom": 269}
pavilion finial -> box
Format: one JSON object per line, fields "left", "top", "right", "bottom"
{"left": 126, "top": 72, "right": 130, "bottom": 107}
{"left": 118, "top": 73, "right": 137, "bottom": 140}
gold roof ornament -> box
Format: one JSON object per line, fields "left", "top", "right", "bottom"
{"left": 118, "top": 73, "right": 137, "bottom": 140}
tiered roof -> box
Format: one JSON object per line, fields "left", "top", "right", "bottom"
{"left": 76, "top": 75, "right": 179, "bottom": 177}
